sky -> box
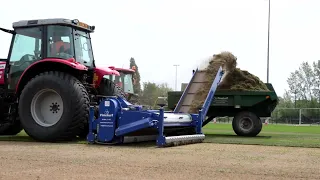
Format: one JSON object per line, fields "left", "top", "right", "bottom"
{"left": 1, "top": 0, "right": 320, "bottom": 96}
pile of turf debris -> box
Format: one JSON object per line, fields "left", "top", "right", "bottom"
{"left": 189, "top": 51, "right": 270, "bottom": 113}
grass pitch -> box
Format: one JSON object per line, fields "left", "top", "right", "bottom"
{"left": 0, "top": 123, "right": 319, "bottom": 148}
{"left": 203, "top": 123, "right": 320, "bottom": 148}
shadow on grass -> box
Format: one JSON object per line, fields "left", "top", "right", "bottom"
{"left": 205, "top": 134, "right": 272, "bottom": 139}
{"left": 0, "top": 135, "right": 34, "bottom": 142}
{"left": 0, "top": 135, "right": 158, "bottom": 148}
{"left": 0, "top": 135, "right": 85, "bottom": 145}
{"left": 85, "top": 141, "right": 157, "bottom": 148}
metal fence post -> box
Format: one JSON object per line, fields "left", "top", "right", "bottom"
{"left": 299, "top": 109, "right": 302, "bottom": 125}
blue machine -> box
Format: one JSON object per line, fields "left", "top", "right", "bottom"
{"left": 87, "top": 67, "right": 224, "bottom": 147}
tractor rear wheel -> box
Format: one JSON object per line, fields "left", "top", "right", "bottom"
{"left": 18, "top": 71, "right": 89, "bottom": 142}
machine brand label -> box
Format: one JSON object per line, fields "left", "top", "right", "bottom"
{"left": 100, "top": 110, "right": 113, "bottom": 117}
{"left": 215, "top": 97, "right": 228, "bottom": 100}
{"left": 100, "top": 114, "right": 113, "bottom": 117}
{"left": 213, "top": 97, "right": 228, "bottom": 104}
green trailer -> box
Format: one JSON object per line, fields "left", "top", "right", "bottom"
{"left": 167, "top": 83, "right": 279, "bottom": 137}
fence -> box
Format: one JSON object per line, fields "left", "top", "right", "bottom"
{"left": 210, "top": 108, "right": 320, "bottom": 126}
{"left": 270, "top": 108, "right": 320, "bottom": 125}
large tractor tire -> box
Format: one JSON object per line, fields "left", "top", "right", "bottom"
{"left": 232, "top": 111, "right": 262, "bottom": 137}
{"left": 18, "top": 71, "right": 89, "bottom": 142}
{"left": 0, "top": 106, "right": 23, "bottom": 136}
{"left": 100, "top": 78, "right": 126, "bottom": 99}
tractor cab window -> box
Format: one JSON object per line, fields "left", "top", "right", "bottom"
{"left": 10, "top": 27, "right": 42, "bottom": 63}
{"left": 103, "top": 75, "right": 115, "bottom": 81}
{"left": 114, "top": 75, "right": 122, "bottom": 88}
{"left": 74, "top": 29, "right": 94, "bottom": 67}
{"left": 8, "top": 27, "right": 42, "bottom": 90}
{"left": 47, "top": 25, "right": 74, "bottom": 60}
{"left": 122, "top": 73, "right": 134, "bottom": 94}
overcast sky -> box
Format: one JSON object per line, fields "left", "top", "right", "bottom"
{"left": 1, "top": 0, "right": 319, "bottom": 96}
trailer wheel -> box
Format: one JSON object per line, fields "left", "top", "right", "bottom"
{"left": 232, "top": 111, "right": 262, "bottom": 137}
{"left": 18, "top": 71, "right": 89, "bottom": 142}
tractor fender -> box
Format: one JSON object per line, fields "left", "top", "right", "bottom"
{"left": 93, "top": 67, "right": 120, "bottom": 88}
{"left": 15, "top": 58, "right": 88, "bottom": 94}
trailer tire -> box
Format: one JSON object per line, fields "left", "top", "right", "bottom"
{"left": 18, "top": 71, "right": 89, "bottom": 142}
{"left": 232, "top": 111, "right": 262, "bottom": 137}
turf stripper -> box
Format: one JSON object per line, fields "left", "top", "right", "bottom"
{"left": 87, "top": 67, "right": 224, "bottom": 147}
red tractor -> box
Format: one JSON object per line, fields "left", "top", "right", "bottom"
{"left": 0, "top": 18, "right": 126, "bottom": 142}
{"left": 104, "top": 66, "right": 137, "bottom": 100}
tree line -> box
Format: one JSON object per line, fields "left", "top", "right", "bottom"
{"left": 273, "top": 60, "right": 320, "bottom": 124}
{"left": 129, "top": 57, "right": 173, "bottom": 109}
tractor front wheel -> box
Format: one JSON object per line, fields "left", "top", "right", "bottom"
{"left": 18, "top": 71, "right": 89, "bottom": 142}
{"left": 0, "top": 120, "right": 22, "bottom": 135}
{"left": 99, "top": 78, "right": 126, "bottom": 99}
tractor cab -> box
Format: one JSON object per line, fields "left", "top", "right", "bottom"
{"left": 11, "top": 19, "right": 94, "bottom": 65}
{"left": 104, "top": 67, "right": 135, "bottom": 97}
{"left": 0, "top": 19, "right": 98, "bottom": 90}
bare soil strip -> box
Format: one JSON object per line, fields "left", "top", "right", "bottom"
{"left": 0, "top": 141, "right": 319, "bottom": 180}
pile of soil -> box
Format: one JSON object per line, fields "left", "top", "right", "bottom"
{"left": 189, "top": 51, "right": 269, "bottom": 113}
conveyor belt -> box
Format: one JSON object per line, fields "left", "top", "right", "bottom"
{"left": 173, "top": 70, "right": 210, "bottom": 113}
